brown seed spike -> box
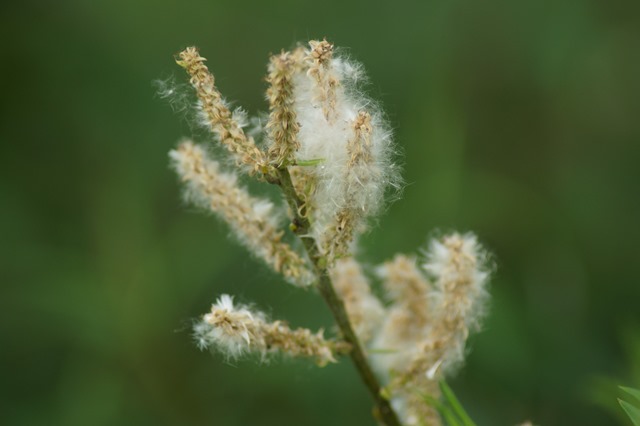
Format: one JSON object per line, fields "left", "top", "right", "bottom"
{"left": 265, "top": 50, "right": 302, "bottom": 167}
{"left": 177, "top": 47, "right": 268, "bottom": 174}
{"left": 306, "top": 39, "right": 339, "bottom": 121}
{"left": 169, "top": 140, "right": 313, "bottom": 285}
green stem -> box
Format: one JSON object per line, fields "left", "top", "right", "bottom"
{"left": 275, "top": 167, "right": 402, "bottom": 426}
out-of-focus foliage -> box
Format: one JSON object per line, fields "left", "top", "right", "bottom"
{"left": 1, "top": 0, "right": 639, "bottom": 425}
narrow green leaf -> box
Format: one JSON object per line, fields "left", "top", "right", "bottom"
{"left": 424, "top": 394, "right": 461, "bottom": 426}
{"left": 619, "top": 399, "right": 640, "bottom": 426}
{"left": 620, "top": 386, "right": 640, "bottom": 404}
{"left": 439, "top": 381, "right": 477, "bottom": 426}
{"left": 295, "top": 158, "right": 324, "bottom": 166}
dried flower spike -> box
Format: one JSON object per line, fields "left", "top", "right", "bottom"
{"left": 176, "top": 47, "right": 268, "bottom": 174}
{"left": 419, "top": 232, "right": 490, "bottom": 375}
{"left": 381, "top": 233, "right": 490, "bottom": 426}
{"left": 194, "top": 295, "right": 350, "bottom": 366}
{"left": 371, "top": 254, "right": 432, "bottom": 378}
{"left": 170, "top": 140, "right": 312, "bottom": 285}
{"left": 265, "top": 50, "right": 302, "bottom": 167}
{"left": 323, "top": 111, "right": 378, "bottom": 260}
{"left": 330, "top": 258, "right": 384, "bottom": 344}
{"left": 306, "top": 39, "right": 338, "bottom": 121}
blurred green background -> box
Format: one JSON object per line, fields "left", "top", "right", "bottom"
{"left": 2, "top": 0, "right": 639, "bottom": 424}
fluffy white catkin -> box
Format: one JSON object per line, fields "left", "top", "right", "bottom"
{"left": 371, "top": 254, "right": 432, "bottom": 379}
{"left": 194, "top": 295, "right": 348, "bottom": 366}
{"left": 382, "top": 233, "right": 490, "bottom": 426}
{"left": 289, "top": 40, "right": 401, "bottom": 258}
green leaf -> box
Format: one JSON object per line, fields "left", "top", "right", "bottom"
{"left": 439, "top": 381, "right": 477, "bottom": 426}
{"left": 619, "top": 399, "right": 640, "bottom": 426}
{"left": 295, "top": 158, "right": 324, "bottom": 166}
{"left": 621, "top": 386, "right": 640, "bottom": 404}
{"left": 424, "top": 394, "right": 461, "bottom": 426}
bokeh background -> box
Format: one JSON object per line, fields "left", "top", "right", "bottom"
{"left": 2, "top": 0, "right": 640, "bottom": 424}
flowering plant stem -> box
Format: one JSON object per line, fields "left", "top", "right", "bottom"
{"left": 274, "top": 167, "right": 402, "bottom": 426}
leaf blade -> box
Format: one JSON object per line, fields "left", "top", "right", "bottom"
{"left": 439, "top": 381, "right": 477, "bottom": 426}
{"left": 619, "top": 399, "right": 640, "bottom": 426}
{"left": 423, "top": 394, "right": 461, "bottom": 426}
{"left": 620, "top": 386, "right": 640, "bottom": 404}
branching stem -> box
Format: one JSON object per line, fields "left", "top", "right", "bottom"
{"left": 275, "top": 167, "right": 402, "bottom": 426}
